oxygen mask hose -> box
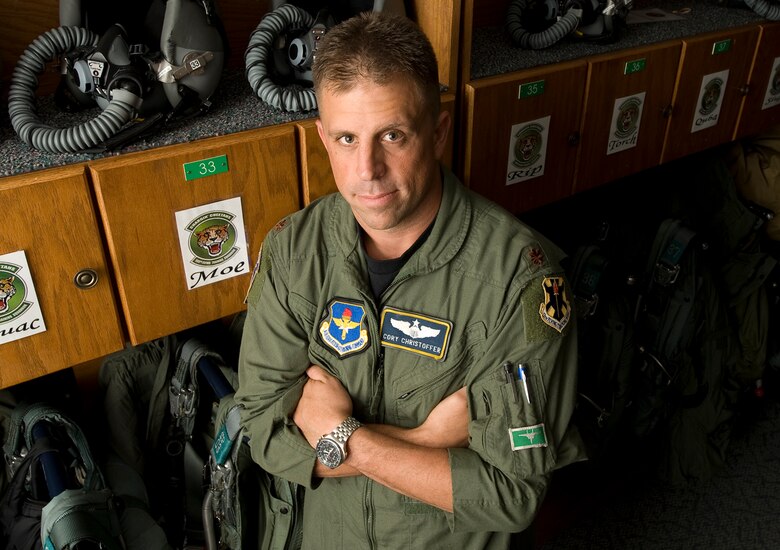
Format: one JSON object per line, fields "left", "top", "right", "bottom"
{"left": 743, "top": 0, "right": 780, "bottom": 20}
{"left": 8, "top": 26, "right": 141, "bottom": 154}
{"left": 506, "top": 0, "right": 583, "bottom": 49}
{"left": 245, "top": 4, "right": 317, "bottom": 112}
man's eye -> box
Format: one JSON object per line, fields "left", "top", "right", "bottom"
{"left": 384, "top": 131, "right": 401, "bottom": 142}
{"left": 338, "top": 135, "right": 355, "bottom": 145}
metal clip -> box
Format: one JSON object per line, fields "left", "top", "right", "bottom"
{"left": 578, "top": 392, "right": 610, "bottom": 428}
{"left": 653, "top": 262, "right": 680, "bottom": 286}
{"left": 575, "top": 294, "right": 599, "bottom": 319}
{"left": 169, "top": 384, "right": 197, "bottom": 421}
{"left": 210, "top": 459, "right": 235, "bottom": 522}
{"left": 5, "top": 450, "right": 25, "bottom": 479}
{"left": 639, "top": 348, "right": 673, "bottom": 386}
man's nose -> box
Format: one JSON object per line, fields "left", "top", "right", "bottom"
{"left": 357, "top": 141, "right": 385, "bottom": 181}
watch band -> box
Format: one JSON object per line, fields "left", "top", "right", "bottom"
{"left": 330, "top": 416, "right": 362, "bottom": 444}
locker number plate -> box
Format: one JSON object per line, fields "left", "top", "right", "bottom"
{"left": 624, "top": 58, "right": 646, "bottom": 75}
{"left": 712, "top": 39, "right": 732, "bottom": 55}
{"left": 183, "top": 155, "right": 229, "bottom": 181}
{"left": 519, "top": 80, "right": 545, "bottom": 99}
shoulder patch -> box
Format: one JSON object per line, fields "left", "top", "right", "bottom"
{"left": 318, "top": 299, "right": 370, "bottom": 358}
{"left": 522, "top": 275, "right": 572, "bottom": 342}
{"left": 539, "top": 276, "right": 571, "bottom": 333}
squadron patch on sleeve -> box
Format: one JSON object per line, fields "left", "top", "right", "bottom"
{"left": 522, "top": 275, "right": 572, "bottom": 342}
{"left": 319, "top": 299, "right": 370, "bottom": 358}
{"left": 538, "top": 276, "right": 571, "bottom": 333}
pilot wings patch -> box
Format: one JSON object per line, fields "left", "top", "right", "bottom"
{"left": 380, "top": 307, "right": 452, "bottom": 361}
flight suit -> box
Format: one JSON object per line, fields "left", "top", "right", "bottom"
{"left": 236, "top": 167, "right": 586, "bottom": 549}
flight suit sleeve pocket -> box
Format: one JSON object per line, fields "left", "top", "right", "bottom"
{"left": 469, "top": 359, "right": 557, "bottom": 479}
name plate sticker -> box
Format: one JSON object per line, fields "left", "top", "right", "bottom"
{"left": 506, "top": 115, "right": 551, "bottom": 186}
{"left": 0, "top": 250, "right": 47, "bottom": 345}
{"left": 691, "top": 69, "right": 729, "bottom": 133}
{"left": 607, "top": 92, "right": 646, "bottom": 155}
{"left": 175, "top": 196, "right": 250, "bottom": 290}
{"left": 624, "top": 58, "right": 646, "bottom": 75}
{"left": 183, "top": 154, "right": 229, "bottom": 182}
{"left": 518, "top": 80, "right": 545, "bottom": 99}
{"left": 712, "top": 39, "right": 732, "bottom": 55}
{"left": 761, "top": 56, "right": 780, "bottom": 110}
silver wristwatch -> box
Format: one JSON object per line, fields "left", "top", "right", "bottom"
{"left": 315, "top": 416, "right": 362, "bottom": 469}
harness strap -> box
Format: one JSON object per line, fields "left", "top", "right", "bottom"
{"left": 648, "top": 219, "right": 697, "bottom": 288}
{"left": 43, "top": 489, "right": 123, "bottom": 550}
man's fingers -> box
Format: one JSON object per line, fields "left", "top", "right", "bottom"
{"left": 306, "top": 364, "right": 328, "bottom": 381}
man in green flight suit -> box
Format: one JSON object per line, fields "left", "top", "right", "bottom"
{"left": 236, "top": 11, "right": 585, "bottom": 549}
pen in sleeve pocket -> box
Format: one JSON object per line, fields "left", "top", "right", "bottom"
{"left": 517, "top": 364, "right": 531, "bottom": 404}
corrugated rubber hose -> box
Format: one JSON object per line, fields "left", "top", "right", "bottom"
{"left": 8, "top": 26, "right": 142, "bottom": 153}
{"left": 743, "top": 0, "right": 780, "bottom": 20}
{"left": 245, "top": 4, "right": 317, "bottom": 112}
{"left": 506, "top": 0, "right": 583, "bottom": 49}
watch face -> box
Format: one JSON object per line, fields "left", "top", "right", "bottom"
{"left": 316, "top": 438, "right": 343, "bottom": 469}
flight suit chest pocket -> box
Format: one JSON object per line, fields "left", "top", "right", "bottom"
{"left": 390, "top": 322, "right": 486, "bottom": 428}
{"left": 469, "top": 358, "right": 557, "bottom": 479}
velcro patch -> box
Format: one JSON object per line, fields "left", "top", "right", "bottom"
{"left": 319, "top": 299, "right": 370, "bottom": 357}
{"left": 245, "top": 245, "right": 269, "bottom": 306}
{"left": 380, "top": 308, "right": 452, "bottom": 361}
{"left": 509, "top": 424, "right": 548, "bottom": 450}
{"left": 538, "top": 276, "right": 571, "bottom": 333}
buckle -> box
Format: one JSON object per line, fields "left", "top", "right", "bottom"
{"left": 653, "top": 262, "right": 680, "bottom": 286}
{"left": 209, "top": 458, "right": 235, "bottom": 522}
{"left": 5, "top": 451, "right": 25, "bottom": 479}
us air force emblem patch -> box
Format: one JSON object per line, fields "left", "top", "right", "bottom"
{"left": 380, "top": 308, "right": 452, "bottom": 361}
{"left": 319, "top": 299, "right": 369, "bottom": 357}
{"left": 539, "top": 276, "right": 571, "bottom": 333}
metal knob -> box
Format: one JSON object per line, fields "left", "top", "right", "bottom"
{"left": 74, "top": 269, "right": 98, "bottom": 289}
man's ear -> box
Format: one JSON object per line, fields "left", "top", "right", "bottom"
{"left": 316, "top": 118, "right": 326, "bottom": 146}
{"left": 433, "top": 110, "right": 451, "bottom": 160}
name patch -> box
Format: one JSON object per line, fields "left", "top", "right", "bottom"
{"left": 380, "top": 308, "right": 452, "bottom": 361}
{"left": 319, "top": 299, "right": 369, "bottom": 357}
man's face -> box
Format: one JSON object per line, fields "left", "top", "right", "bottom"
{"left": 316, "top": 77, "right": 450, "bottom": 248}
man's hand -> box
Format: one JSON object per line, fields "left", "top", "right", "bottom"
{"left": 293, "top": 365, "right": 353, "bottom": 447}
{"left": 409, "top": 387, "right": 469, "bottom": 448}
